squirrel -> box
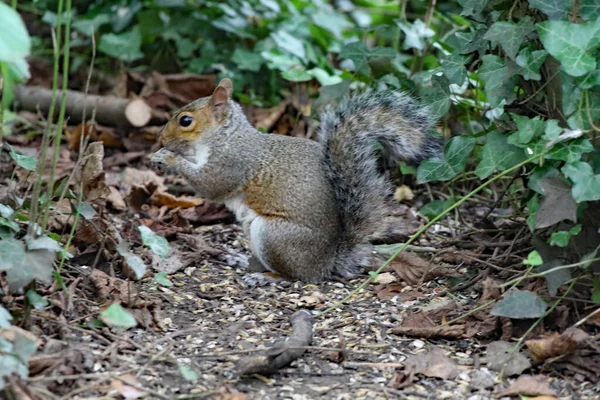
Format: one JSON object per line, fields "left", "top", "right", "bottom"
{"left": 151, "top": 78, "right": 443, "bottom": 284}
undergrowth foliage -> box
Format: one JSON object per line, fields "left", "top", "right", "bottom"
{"left": 0, "top": 0, "right": 600, "bottom": 390}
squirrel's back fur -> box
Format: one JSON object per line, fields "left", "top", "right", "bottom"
{"left": 318, "top": 89, "right": 443, "bottom": 277}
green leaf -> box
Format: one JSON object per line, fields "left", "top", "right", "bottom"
{"left": 581, "top": 0, "right": 600, "bottom": 20}
{"left": 535, "top": 177, "right": 577, "bottom": 229}
{"left": 507, "top": 114, "right": 546, "bottom": 146}
{"left": 592, "top": 277, "right": 600, "bottom": 303}
{"left": 515, "top": 48, "right": 548, "bottom": 81}
{"left": 271, "top": 30, "right": 305, "bottom": 59}
{"left": 72, "top": 14, "right": 110, "bottom": 35}
{"left": 543, "top": 120, "right": 562, "bottom": 141}
{"left": 417, "top": 136, "right": 475, "bottom": 183}
{"left": 527, "top": 195, "right": 540, "bottom": 232}
{"left": 0, "top": 306, "right": 12, "bottom": 328}
{"left": 77, "top": 202, "right": 97, "bottom": 220}
{"left": 484, "top": 18, "right": 535, "bottom": 60}
{"left": 458, "top": 0, "right": 489, "bottom": 16}
{"left": 420, "top": 199, "right": 454, "bottom": 220}
{"left": 475, "top": 131, "right": 527, "bottom": 179}
{"left": 562, "top": 161, "right": 600, "bottom": 202}
{"left": 0, "top": 2, "right": 31, "bottom": 62}
{"left": 26, "top": 290, "right": 49, "bottom": 310}
{"left": 98, "top": 26, "right": 144, "bottom": 62}
{"left": 139, "top": 226, "right": 170, "bottom": 259}
{"left": 546, "top": 138, "right": 594, "bottom": 164}
{"left": 155, "top": 272, "right": 173, "bottom": 287}
{"left": 490, "top": 290, "right": 548, "bottom": 319}
{"left": 537, "top": 20, "right": 600, "bottom": 77}
{"left": 529, "top": 0, "right": 573, "bottom": 20}
{"left": 178, "top": 364, "right": 199, "bottom": 382}
{"left": 339, "top": 41, "right": 396, "bottom": 73}
{"left": 7, "top": 144, "right": 37, "bottom": 171}
{"left": 100, "top": 303, "right": 137, "bottom": 329}
{"left": 524, "top": 251, "right": 544, "bottom": 266}
{"left": 282, "top": 68, "right": 312, "bottom": 82}
{"left": 231, "top": 49, "right": 263, "bottom": 72}
{"left": 479, "top": 55, "right": 516, "bottom": 107}
{"left": 440, "top": 54, "right": 471, "bottom": 85}
{"left": 418, "top": 75, "right": 451, "bottom": 121}
{"left": 0, "top": 238, "right": 54, "bottom": 291}
{"left": 550, "top": 231, "right": 571, "bottom": 247}
{"left": 116, "top": 240, "right": 147, "bottom": 280}
{"left": 397, "top": 19, "right": 434, "bottom": 51}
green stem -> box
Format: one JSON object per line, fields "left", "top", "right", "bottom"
{"left": 317, "top": 152, "right": 542, "bottom": 318}
{"left": 499, "top": 256, "right": 600, "bottom": 288}
{"left": 42, "top": 0, "right": 72, "bottom": 232}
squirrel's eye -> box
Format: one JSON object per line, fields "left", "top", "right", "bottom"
{"left": 179, "top": 115, "right": 193, "bottom": 127}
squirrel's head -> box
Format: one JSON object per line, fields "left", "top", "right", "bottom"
{"left": 158, "top": 78, "right": 233, "bottom": 156}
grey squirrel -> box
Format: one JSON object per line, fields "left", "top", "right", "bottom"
{"left": 151, "top": 78, "right": 443, "bottom": 283}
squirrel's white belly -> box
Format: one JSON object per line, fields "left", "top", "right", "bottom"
{"left": 224, "top": 195, "right": 273, "bottom": 272}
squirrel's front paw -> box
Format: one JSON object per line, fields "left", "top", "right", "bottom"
{"left": 151, "top": 148, "right": 179, "bottom": 173}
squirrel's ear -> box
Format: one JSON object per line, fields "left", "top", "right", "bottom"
{"left": 211, "top": 79, "right": 233, "bottom": 107}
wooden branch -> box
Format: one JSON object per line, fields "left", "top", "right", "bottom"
{"left": 13, "top": 85, "right": 153, "bottom": 128}
{"left": 236, "top": 310, "right": 313, "bottom": 376}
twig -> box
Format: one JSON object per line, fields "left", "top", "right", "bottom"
{"left": 28, "top": 369, "right": 136, "bottom": 382}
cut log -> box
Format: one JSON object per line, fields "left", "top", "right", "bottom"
{"left": 13, "top": 85, "right": 153, "bottom": 128}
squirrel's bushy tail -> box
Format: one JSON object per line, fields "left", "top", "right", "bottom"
{"left": 318, "top": 89, "right": 443, "bottom": 277}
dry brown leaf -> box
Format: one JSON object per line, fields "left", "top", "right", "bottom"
{"left": 120, "top": 167, "right": 166, "bottom": 192}
{"left": 391, "top": 325, "right": 464, "bottom": 339}
{"left": 486, "top": 341, "right": 532, "bottom": 376}
{"left": 495, "top": 375, "right": 555, "bottom": 398}
{"left": 394, "top": 185, "right": 414, "bottom": 202}
{"left": 255, "top": 101, "right": 288, "bottom": 132}
{"left": 388, "top": 370, "right": 414, "bottom": 389}
{"left": 150, "top": 190, "right": 203, "bottom": 209}
{"left": 178, "top": 202, "right": 234, "bottom": 225}
{"left": 404, "top": 348, "right": 459, "bottom": 379}
{"left": 79, "top": 142, "right": 109, "bottom": 201}
{"left": 107, "top": 186, "right": 127, "bottom": 211}
{"left": 373, "top": 272, "right": 397, "bottom": 284}
{"left": 67, "top": 123, "right": 97, "bottom": 151}
{"left": 110, "top": 374, "right": 145, "bottom": 399}
{"left": 525, "top": 328, "right": 590, "bottom": 363}
{"left": 391, "top": 252, "right": 459, "bottom": 286}
{"left": 89, "top": 268, "right": 139, "bottom": 303}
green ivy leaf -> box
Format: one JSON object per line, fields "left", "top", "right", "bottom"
{"left": 139, "top": 226, "right": 170, "bottom": 259}
{"left": 116, "top": 240, "right": 147, "bottom": 280}
{"left": 484, "top": 18, "right": 535, "bottom": 60}
{"left": 418, "top": 75, "right": 451, "bottom": 121}
{"left": 417, "top": 136, "right": 475, "bottom": 183}
{"left": 98, "top": 26, "right": 144, "bottom": 62}
{"left": 282, "top": 68, "right": 312, "bottom": 82}
{"left": 549, "top": 224, "right": 582, "bottom": 247}
{"left": 100, "top": 303, "right": 137, "bottom": 329}
{"left": 0, "top": 306, "right": 12, "bottom": 328}
{"left": 581, "top": 0, "right": 600, "bottom": 20}
{"left": 440, "top": 54, "right": 471, "bottom": 85}
{"left": 592, "top": 277, "right": 600, "bottom": 303}
{"left": 526, "top": 195, "right": 540, "bottom": 232}
{"left": 529, "top": 0, "right": 573, "bottom": 20}
{"left": 420, "top": 199, "right": 454, "bottom": 220}
{"left": 458, "top": 0, "right": 489, "bottom": 16}
{"left": 7, "top": 144, "right": 37, "bottom": 171}
{"left": 77, "top": 202, "right": 97, "bottom": 220}
{"left": 271, "top": 30, "right": 306, "bottom": 60}
{"left": 397, "top": 19, "right": 434, "bottom": 51}
{"left": 26, "top": 290, "right": 49, "bottom": 310}
{"left": 507, "top": 114, "right": 546, "bottom": 146}
{"left": 491, "top": 290, "right": 548, "bottom": 319}
{"left": 0, "top": 2, "right": 31, "bottom": 62}
{"left": 535, "top": 177, "right": 577, "bottom": 229}
{"left": 339, "top": 41, "right": 396, "bottom": 73}
{"left": 562, "top": 161, "right": 600, "bottom": 202}
{"left": 0, "top": 238, "right": 54, "bottom": 291}
{"left": 524, "top": 250, "right": 544, "bottom": 266}
{"left": 475, "top": 131, "right": 527, "bottom": 179}
{"left": 155, "top": 272, "right": 173, "bottom": 287}
{"left": 231, "top": 49, "right": 263, "bottom": 72}
{"left": 479, "top": 55, "right": 516, "bottom": 107}
{"left": 537, "top": 20, "right": 600, "bottom": 77}
{"left": 515, "top": 48, "right": 548, "bottom": 81}
{"left": 546, "top": 138, "right": 594, "bottom": 164}
{"left": 178, "top": 364, "right": 199, "bottom": 382}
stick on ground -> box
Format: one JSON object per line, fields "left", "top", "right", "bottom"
{"left": 236, "top": 310, "right": 313, "bottom": 376}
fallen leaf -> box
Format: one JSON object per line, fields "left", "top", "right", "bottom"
{"left": 110, "top": 374, "right": 145, "bottom": 399}
{"left": 496, "top": 374, "right": 555, "bottom": 397}
{"left": 254, "top": 101, "right": 288, "bottom": 132}
{"left": 150, "top": 190, "right": 203, "bottom": 209}
{"left": 178, "top": 202, "right": 234, "bottom": 225}
{"left": 394, "top": 185, "right": 414, "bottom": 202}
{"left": 78, "top": 142, "right": 109, "bottom": 201}
{"left": 387, "top": 252, "right": 459, "bottom": 286}
{"left": 89, "top": 269, "right": 139, "bottom": 302}
{"left": 486, "top": 341, "right": 532, "bottom": 376}
{"left": 525, "top": 328, "right": 590, "bottom": 363}
{"left": 373, "top": 272, "right": 397, "bottom": 284}
{"left": 120, "top": 167, "right": 166, "bottom": 192}
{"left": 107, "top": 186, "right": 126, "bottom": 211}
{"left": 404, "top": 347, "right": 459, "bottom": 379}
{"left": 388, "top": 370, "right": 414, "bottom": 389}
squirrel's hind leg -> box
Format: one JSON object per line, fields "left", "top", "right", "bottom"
{"left": 246, "top": 216, "right": 335, "bottom": 283}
